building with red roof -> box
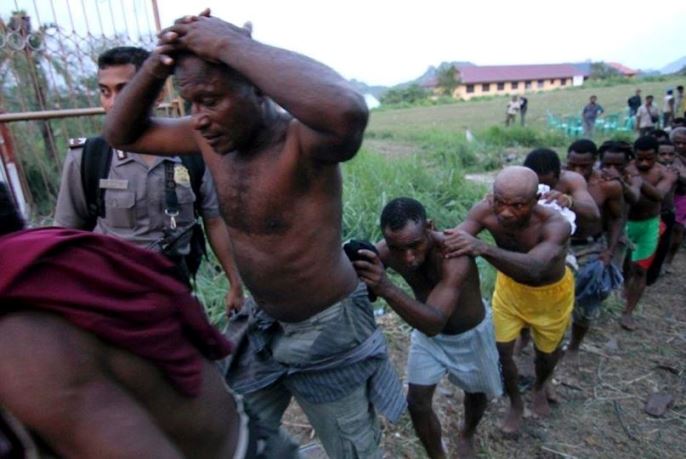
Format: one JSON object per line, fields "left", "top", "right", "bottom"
{"left": 424, "top": 63, "right": 585, "bottom": 100}
{"left": 606, "top": 62, "right": 637, "bottom": 77}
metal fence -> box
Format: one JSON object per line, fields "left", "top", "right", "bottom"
{"left": 0, "top": 0, "right": 170, "bottom": 217}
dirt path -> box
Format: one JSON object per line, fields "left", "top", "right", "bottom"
{"left": 284, "top": 249, "right": 686, "bottom": 458}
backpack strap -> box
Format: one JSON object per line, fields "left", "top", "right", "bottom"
{"left": 80, "top": 136, "right": 113, "bottom": 231}
{"left": 178, "top": 155, "right": 208, "bottom": 281}
{"left": 179, "top": 155, "right": 206, "bottom": 218}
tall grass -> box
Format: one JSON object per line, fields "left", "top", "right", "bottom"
{"left": 342, "top": 148, "right": 486, "bottom": 241}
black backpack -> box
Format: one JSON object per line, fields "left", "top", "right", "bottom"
{"left": 80, "top": 136, "right": 208, "bottom": 280}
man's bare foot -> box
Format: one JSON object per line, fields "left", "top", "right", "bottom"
{"left": 531, "top": 388, "right": 551, "bottom": 417}
{"left": 545, "top": 382, "right": 561, "bottom": 404}
{"left": 456, "top": 432, "right": 477, "bottom": 459}
{"left": 501, "top": 404, "right": 523, "bottom": 435}
{"left": 620, "top": 314, "right": 637, "bottom": 331}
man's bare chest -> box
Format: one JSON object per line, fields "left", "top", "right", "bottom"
{"left": 490, "top": 227, "right": 539, "bottom": 252}
{"left": 213, "top": 161, "right": 304, "bottom": 235}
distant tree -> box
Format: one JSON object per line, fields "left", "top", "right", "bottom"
{"left": 380, "top": 84, "right": 429, "bottom": 105}
{"left": 436, "top": 64, "right": 459, "bottom": 96}
{"left": 589, "top": 62, "right": 620, "bottom": 80}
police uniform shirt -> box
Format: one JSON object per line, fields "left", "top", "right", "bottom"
{"left": 54, "top": 143, "right": 221, "bottom": 252}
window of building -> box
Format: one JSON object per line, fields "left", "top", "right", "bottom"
{"left": 482, "top": 83, "right": 490, "bottom": 92}
{"left": 560, "top": 78, "right": 567, "bottom": 86}
{"left": 525, "top": 80, "right": 532, "bottom": 89}
{"left": 537, "top": 80, "right": 544, "bottom": 88}
{"left": 497, "top": 82, "right": 505, "bottom": 91}
{"left": 511, "top": 81, "right": 519, "bottom": 90}
{"left": 550, "top": 79, "right": 555, "bottom": 84}
{"left": 466, "top": 84, "right": 474, "bottom": 93}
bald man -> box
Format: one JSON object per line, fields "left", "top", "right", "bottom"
{"left": 444, "top": 166, "right": 573, "bottom": 434}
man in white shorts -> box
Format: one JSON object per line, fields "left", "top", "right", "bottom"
{"left": 352, "top": 197, "right": 502, "bottom": 459}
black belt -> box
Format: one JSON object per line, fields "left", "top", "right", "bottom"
{"left": 570, "top": 234, "right": 603, "bottom": 246}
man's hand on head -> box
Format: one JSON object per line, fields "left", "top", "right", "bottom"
{"left": 352, "top": 249, "right": 391, "bottom": 296}
{"left": 174, "top": 8, "right": 211, "bottom": 25}
{"left": 163, "top": 14, "right": 253, "bottom": 65}
{"left": 142, "top": 43, "right": 178, "bottom": 80}
{"left": 442, "top": 229, "right": 486, "bottom": 258}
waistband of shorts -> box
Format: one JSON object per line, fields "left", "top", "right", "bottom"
{"left": 495, "top": 266, "right": 573, "bottom": 295}
{"left": 271, "top": 282, "right": 369, "bottom": 328}
{"left": 427, "top": 304, "right": 492, "bottom": 340}
{"left": 627, "top": 215, "right": 660, "bottom": 228}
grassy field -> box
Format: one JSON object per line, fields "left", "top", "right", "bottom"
{"left": 367, "top": 77, "right": 684, "bottom": 138}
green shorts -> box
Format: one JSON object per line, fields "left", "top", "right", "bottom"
{"left": 626, "top": 217, "right": 659, "bottom": 268}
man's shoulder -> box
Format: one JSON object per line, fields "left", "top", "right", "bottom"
{"left": 597, "top": 175, "right": 623, "bottom": 197}
{"left": 561, "top": 169, "right": 587, "bottom": 190}
{"left": 535, "top": 204, "right": 569, "bottom": 230}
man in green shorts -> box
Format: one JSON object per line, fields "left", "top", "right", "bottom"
{"left": 621, "top": 136, "right": 677, "bottom": 330}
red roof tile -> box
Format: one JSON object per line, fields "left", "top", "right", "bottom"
{"left": 456, "top": 64, "right": 582, "bottom": 84}
{"left": 607, "top": 62, "right": 637, "bottom": 76}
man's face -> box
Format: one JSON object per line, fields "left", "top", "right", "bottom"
{"left": 657, "top": 145, "right": 676, "bottom": 165}
{"left": 567, "top": 151, "right": 595, "bottom": 180}
{"left": 383, "top": 220, "right": 431, "bottom": 271}
{"left": 635, "top": 149, "right": 657, "bottom": 172}
{"left": 492, "top": 190, "right": 536, "bottom": 229}
{"left": 646, "top": 96, "right": 653, "bottom": 105}
{"left": 601, "top": 151, "right": 629, "bottom": 175}
{"left": 590, "top": 96, "right": 597, "bottom": 104}
{"left": 672, "top": 131, "right": 686, "bottom": 156}
{"left": 176, "top": 57, "right": 263, "bottom": 155}
{"left": 98, "top": 64, "right": 137, "bottom": 113}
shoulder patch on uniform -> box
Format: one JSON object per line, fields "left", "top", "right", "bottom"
{"left": 68, "top": 137, "right": 87, "bottom": 148}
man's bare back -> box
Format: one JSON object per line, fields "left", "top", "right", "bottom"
{"left": 582, "top": 171, "right": 623, "bottom": 237}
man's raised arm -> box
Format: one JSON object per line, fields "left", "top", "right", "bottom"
{"left": 163, "top": 14, "right": 368, "bottom": 163}
{"left": 103, "top": 46, "right": 198, "bottom": 155}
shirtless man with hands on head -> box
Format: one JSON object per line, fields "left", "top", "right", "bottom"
{"left": 103, "top": 9, "right": 404, "bottom": 458}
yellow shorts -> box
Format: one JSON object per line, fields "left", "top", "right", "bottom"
{"left": 492, "top": 268, "right": 574, "bottom": 353}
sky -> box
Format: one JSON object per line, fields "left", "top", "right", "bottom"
{"left": 4, "top": 0, "right": 686, "bottom": 87}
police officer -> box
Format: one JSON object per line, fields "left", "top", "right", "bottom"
{"left": 55, "top": 46, "right": 244, "bottom": 313}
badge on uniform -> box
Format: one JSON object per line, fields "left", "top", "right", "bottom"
{"left": 173, "top": 164, "right": 191, "bottom": 187}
